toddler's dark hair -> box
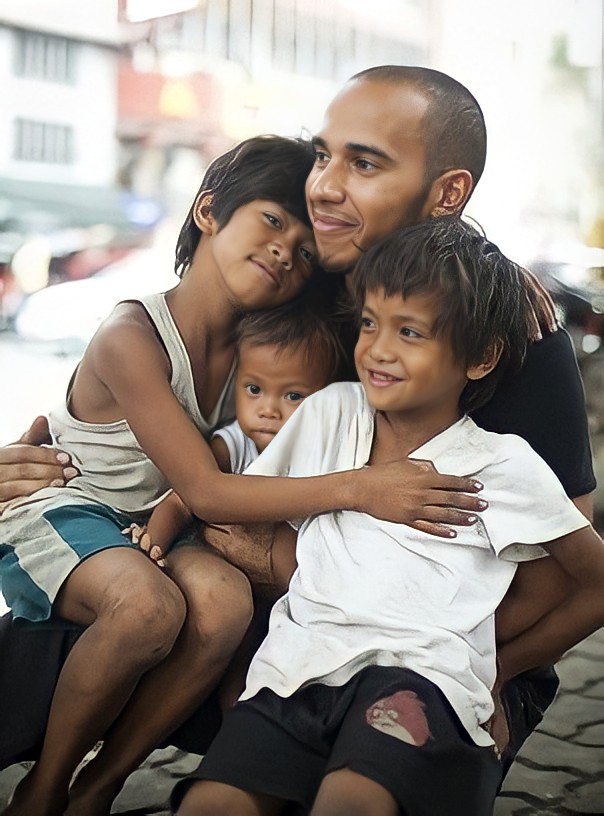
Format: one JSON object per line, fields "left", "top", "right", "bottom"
{"left": 351, "top": 217, "right": 556, "bottom": 412}
{"left": 235, "top": 281, "right": 345, "bottom": 384}
{"left": 175, "top": 134, "right": 315, "bottom": 278}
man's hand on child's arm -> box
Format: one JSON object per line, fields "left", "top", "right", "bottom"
{"left": 0, "top": 416, "right": 78, "bottom": 502}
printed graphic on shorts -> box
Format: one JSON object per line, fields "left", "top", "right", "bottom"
{"left": 366, "top": 690, "right": 431, "bottom": 746}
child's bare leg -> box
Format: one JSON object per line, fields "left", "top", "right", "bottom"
{"left": 65, "top": 548, "right": 253, "bottom": 816}
{"left": 176, "top": 780, "right": 284, "bottom": 816}
{"left": 496, "top": 557, "right": 573, "bottom": 645}
{"left": 5, "top": 548, "right": 186, "bottom": 816}
{"left": 311, "top": 769, "right": 398, "bottom": 816}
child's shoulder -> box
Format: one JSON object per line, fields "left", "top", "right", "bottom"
{"left": 303, "top": 381, "right": 367, "bottom": 418}
{"left": 466, "top": 420, "right": 562, "bottom": 489}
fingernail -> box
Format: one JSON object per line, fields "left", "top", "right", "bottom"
{"left": 466, "top": 515, "right": 477, "bottom": 523}
{"left": 477, "top": 500, "right": 488, "bottom": 509}
{"left": 447, "top": 530, "right": 457, "bottom": 538}
{"left": 63, "top": 467, "right": 78, "bottom": 479}
{"left": 50, "top": 478, "right": 64, "bottom": 487}
{"left": 56, "top": 452, "right": 70, "bottom": 465}
{"left": 472, "top": 481, "right": 483, "bottom": 490}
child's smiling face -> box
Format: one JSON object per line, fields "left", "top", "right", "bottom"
{"left": 235, "top": 341, "right": 330, "bottom": 452}
{"left": 201, "top": 199, "right": 317, "bottom": 311}
{"left": 354, "top": 287, "right": 469, "bottom": 427}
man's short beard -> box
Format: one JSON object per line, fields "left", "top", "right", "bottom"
{"left": 318, "top": 180, "right": 433, "bottom": 275}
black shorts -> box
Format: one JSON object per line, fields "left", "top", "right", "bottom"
{"left": 172, "top": 666, "right": 502, "bottom": 816}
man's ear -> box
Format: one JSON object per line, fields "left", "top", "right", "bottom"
{"left": 467, "top": 342, "right": 502, "bottom": 381}
{"left": 422, "top": 169, "right": 474, "bottom": 218}
{"left": 193, "top": 191, "right": 215, "bottom": 235}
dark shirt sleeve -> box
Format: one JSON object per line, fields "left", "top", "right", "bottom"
{"left": 471, "top": 327, "right": 596, "bottom": 499}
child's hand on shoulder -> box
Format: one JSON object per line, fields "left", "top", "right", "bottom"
{"left": 122, "top": 523, "right": 167, "bottom": 568}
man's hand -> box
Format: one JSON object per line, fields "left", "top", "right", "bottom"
{"left": 486, "top": 668, "right": 509, "bottom": 760}
{"left": 358, "top": 458, "right": 487, "bottom": 537}
{"left": 204, "top": 522, "right": 275, "bottom": 585}
{"left": 0, "top": 416, "right": 78, "bottom": 503}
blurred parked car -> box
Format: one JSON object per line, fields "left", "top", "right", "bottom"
{"left": 15, "top": 248, "right": 176, "bottom": 353}
{"left": 529, "top": 246, "right": 604, "bottom": 358}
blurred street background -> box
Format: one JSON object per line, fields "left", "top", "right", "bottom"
{"left": 1, "top": 0, "right": 603, "bottom": 507}
{"left": 0, "top": 2, "right": 603, "bottom": 810}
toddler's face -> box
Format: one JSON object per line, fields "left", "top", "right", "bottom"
{"left": 235, "top": 342, "right": 331, "bottom": 452}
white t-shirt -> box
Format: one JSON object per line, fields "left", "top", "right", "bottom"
{"left": 213, "top": 420, "right": 259, "bottom": 474}
{"left": 243, "top": 382, "right": 588, "bottom": 746}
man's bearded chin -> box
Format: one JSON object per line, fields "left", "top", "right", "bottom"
{"left": 318, "top": 238, "right": 368, "bottom": 276}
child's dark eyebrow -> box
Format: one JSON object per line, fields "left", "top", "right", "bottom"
{"left": 311, "top": 136, "right": 393, "bottom": 164}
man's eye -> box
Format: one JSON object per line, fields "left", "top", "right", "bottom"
{"left": 245, "top": 384, "right": 261, "bottom": 395}
{"left": 285, "top": 392, "right": 305, "bottom": 402}
{"left": 264, "top": 212, "right": 282, "bottom": 228}
{"left": 354, "top": 158, "right": 377, "bottom": 171}
{"left": 313, "top": 149, "right": 329, "bottom": 164}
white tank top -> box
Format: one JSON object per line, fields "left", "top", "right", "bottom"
{"left": 47, "top": 293, "right": 236, "bottom": 513}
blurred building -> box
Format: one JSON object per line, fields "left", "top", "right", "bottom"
{"left": 116, "top": 0, "right": 430, "bottom": 215}
{"left": 0, "top": 0, "right": 128, "bottom": 231}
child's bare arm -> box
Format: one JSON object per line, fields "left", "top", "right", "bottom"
{"left": 497, "top": 525, "right": 604, "bottom": 684}
{"left": 209, "top": 436, "right": 232, "bottom": 473}
{"left": 88, "top": 315, "right": 484, "bottom": 530}
{"left": 144, "top": 492, "right": 193, "bottom": 560}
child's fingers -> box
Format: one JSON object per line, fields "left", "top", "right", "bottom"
{"left": 121, "top": 523, "right": 139, "bottom": 543}
{"left": 150, "top": 545, "right": 167, "bottom": 568}
{"left": 139, "top": 531, "right": 152, "bottom": 553}
{"left": 121, "top": 523, "right": 148, "bottom": 547}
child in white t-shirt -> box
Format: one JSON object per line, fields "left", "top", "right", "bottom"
{"left": 130, "top": 292, "right": 343, "bottom": 586}
{"left": 173, "top": 217, "right": 604, "bottom": 816}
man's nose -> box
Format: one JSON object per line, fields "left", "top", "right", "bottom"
{"left": 308, "top": 161, "right": 345, "bottom": 203}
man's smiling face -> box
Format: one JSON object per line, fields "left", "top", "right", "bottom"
{"left": 306, "top": 79, "right": 439, "bottom": 274}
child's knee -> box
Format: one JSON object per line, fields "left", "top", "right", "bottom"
{"left": 175, "top": 780, "right": 254, "bottom": 816}
{"left": 311, "top": 770, "right": 398, "bottom": 816}
{"left": 103, "top": 574, "right": 186, "bottom": 658}
{"left": 186, "top": 562, "right": 253, "bottom": 644}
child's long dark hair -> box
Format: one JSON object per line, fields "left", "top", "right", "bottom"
{"left": 351, "top": 217, "right": 557, "bottom": 412}
{"left": 174, "top": 135, "right": 315, "bottom": 278}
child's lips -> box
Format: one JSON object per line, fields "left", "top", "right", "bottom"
{"left": 252, "top": 258, "right": 280, "bottom": 287}
{"left": 250, "top": 427, "right": 280, "bottom": 443}
{"left": 367, "top": 369, "right": 402, "bottom": 387}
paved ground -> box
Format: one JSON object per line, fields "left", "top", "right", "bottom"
{"left": 1, "top": 625, "right": 603, "bottom": 814}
